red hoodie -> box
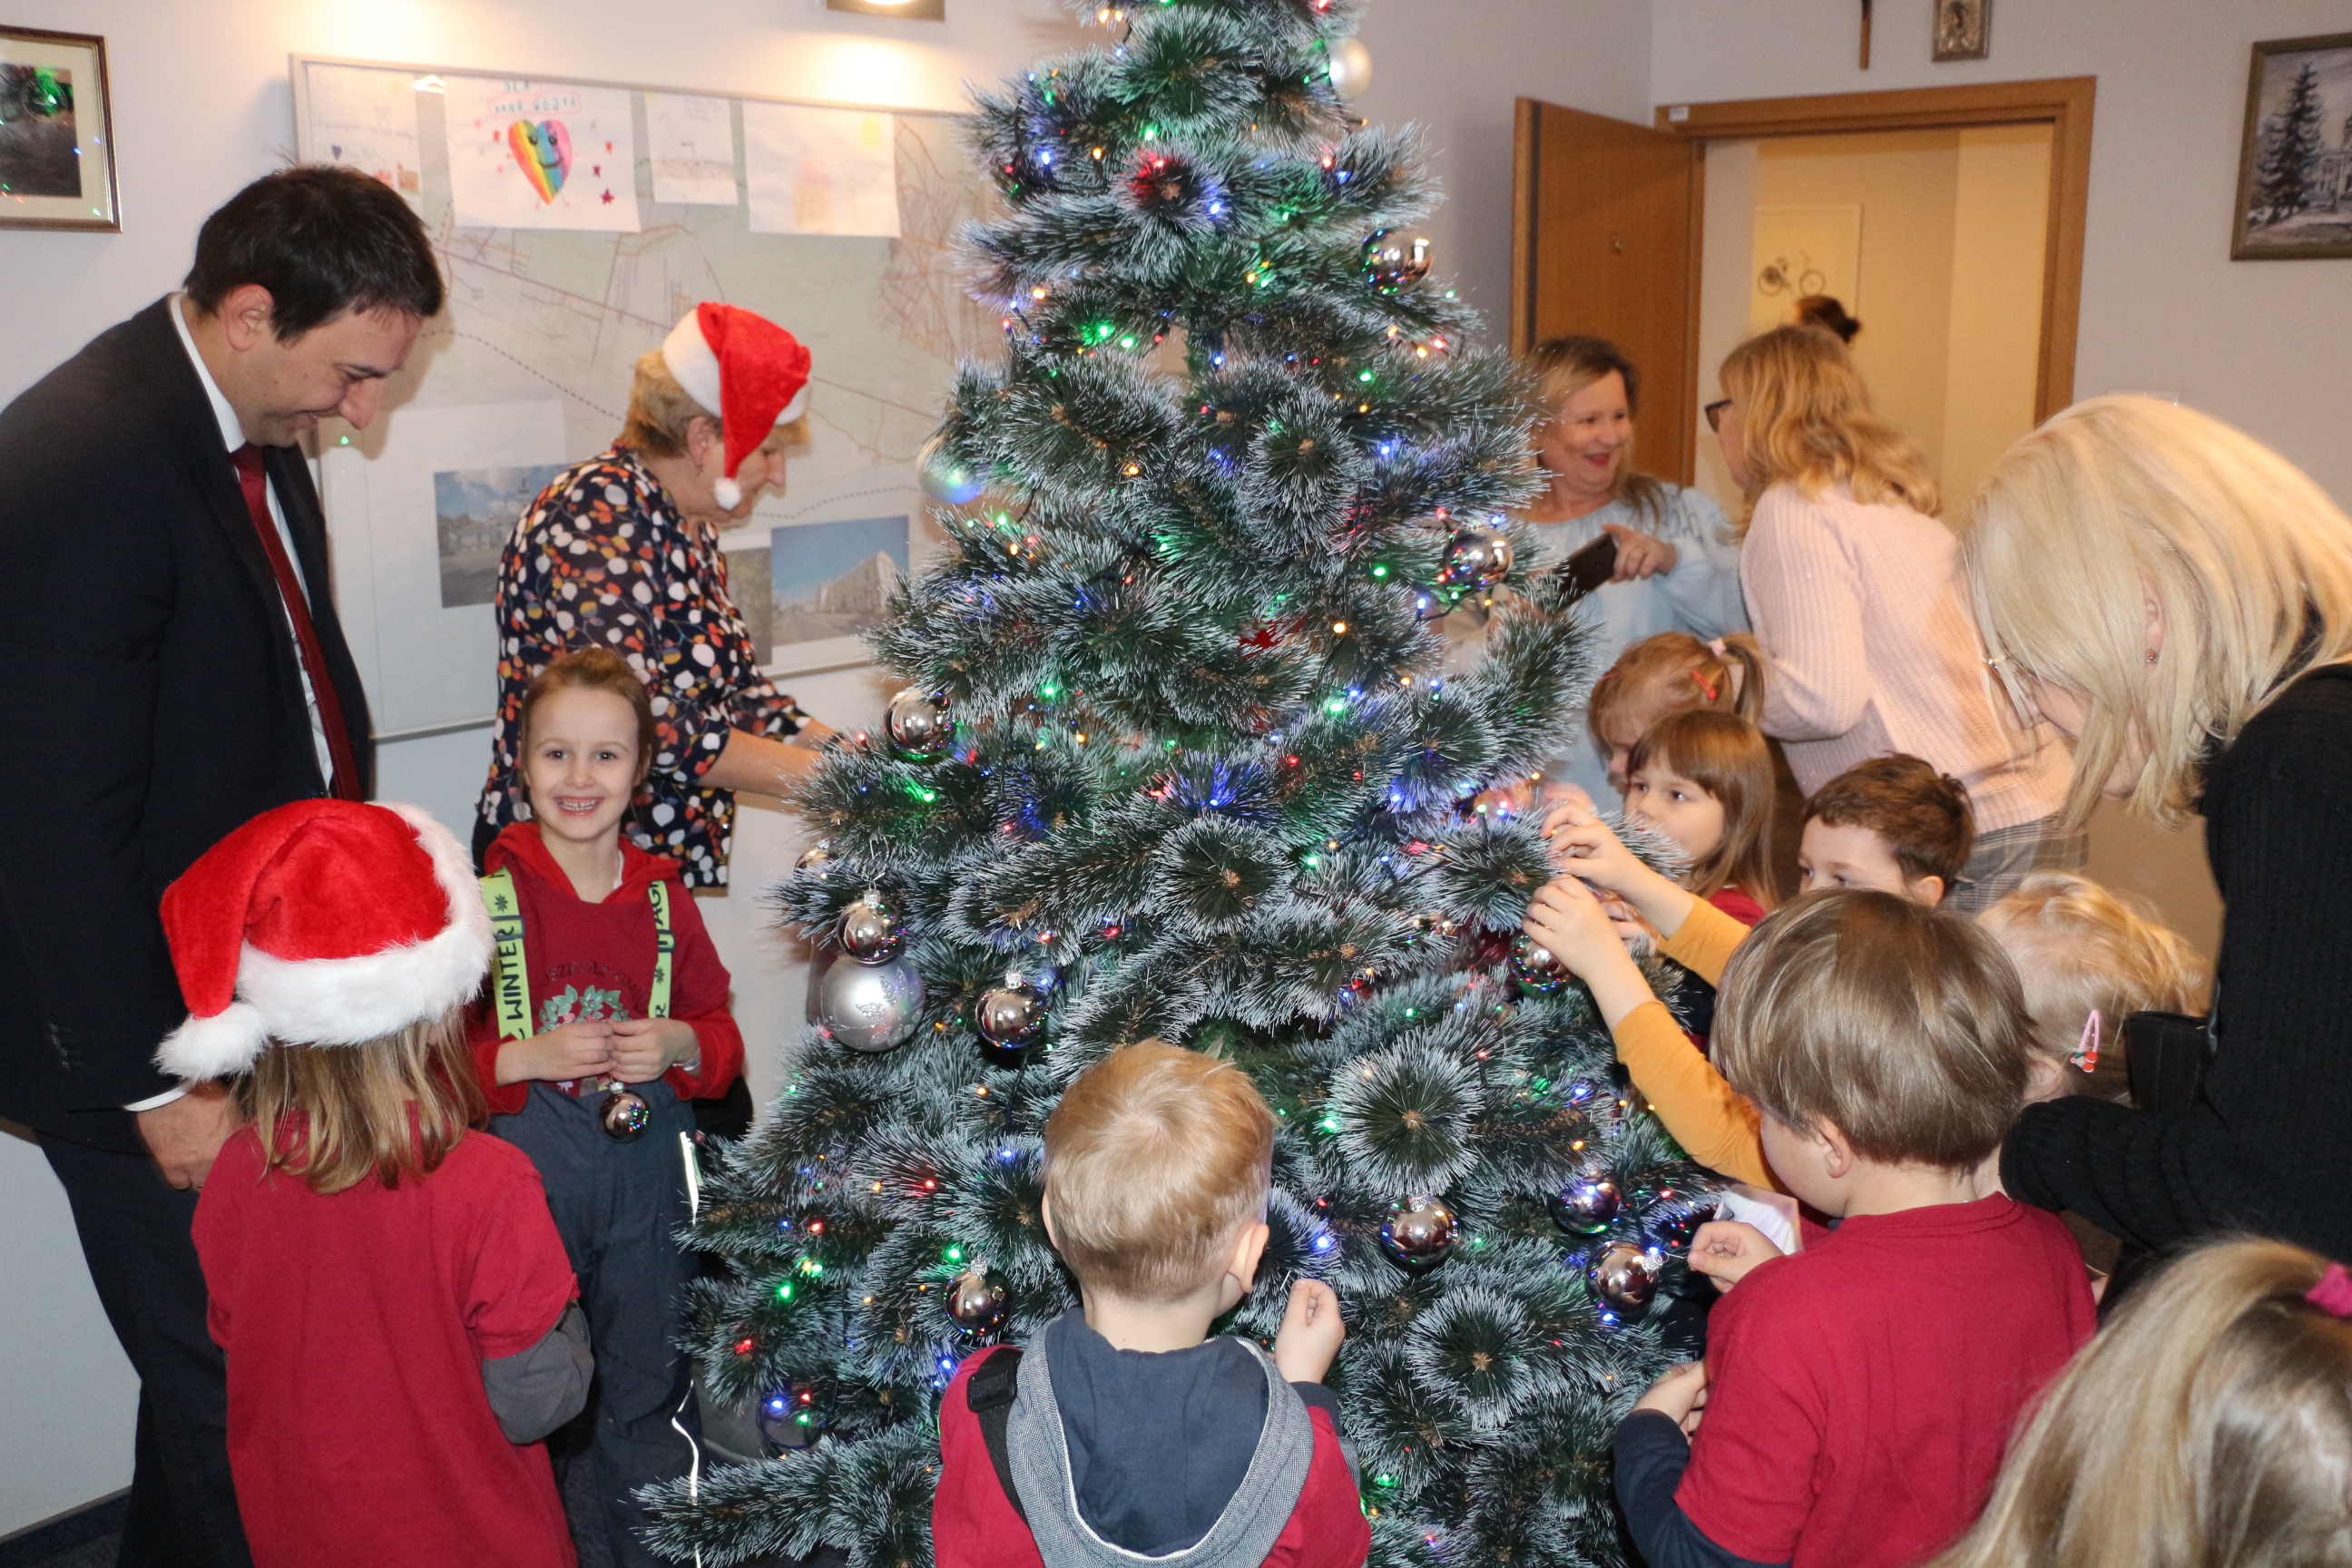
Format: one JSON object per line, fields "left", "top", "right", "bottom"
{"left": 468, "top": 821, "right": 744, "bottom": 1116}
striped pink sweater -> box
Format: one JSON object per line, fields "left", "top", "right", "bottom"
{"left": 1740, "top": 482, "right": 2071, "bottom": 834}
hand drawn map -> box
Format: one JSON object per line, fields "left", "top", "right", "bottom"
{"left": 293, "top": 58, "right": 999, "bottom": 736}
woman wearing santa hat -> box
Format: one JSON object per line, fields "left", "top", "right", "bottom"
{"left": 475, "top": 303, "right": 836, "bottom": 887}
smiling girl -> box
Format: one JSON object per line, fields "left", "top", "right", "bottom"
{"left": 467, "top": 646, "right": 746, "bottom": 1568}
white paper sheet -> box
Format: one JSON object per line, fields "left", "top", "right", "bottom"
{"left": 445, "top": 77, "right": 641, "bottom": 231}
{"left": 647, "top": 93, "right": 738, "bottom": 206}
{"left": 304, "top": 63, "right": 424, "bottom": 208}
{"left": 743, "top": 103, "right": 899, "bottom": 237}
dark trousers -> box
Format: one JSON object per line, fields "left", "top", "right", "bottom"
{"left": 494, "top": 1082, "right": 699, "bottom": 1568}
{"left": 41, "top": 1135, "right": 253, "bottom": 1568}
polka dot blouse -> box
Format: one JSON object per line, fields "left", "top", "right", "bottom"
{"left": 475, "top": 446, "right": 808, "bottom": 887}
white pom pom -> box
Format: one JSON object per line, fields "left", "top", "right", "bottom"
{"left": 713, "top": 476, "right": 743, "bottom": 510}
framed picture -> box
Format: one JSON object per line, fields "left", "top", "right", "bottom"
{"left": 0, "top": 26, "right": 118, "bottom": 230}
{"left": 1931, "top": 0, "right": 1991, "bottom": 64}
{"left": 2232, "top": 33, "right": 2352, "bottom": 260}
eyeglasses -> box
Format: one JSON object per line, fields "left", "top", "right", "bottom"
{"left": 1704, "top": 398, "right": 1733, "bottom": 433}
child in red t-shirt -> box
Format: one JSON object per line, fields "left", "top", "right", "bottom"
{"left": 469, "top": 647, "right": 746, "bottom": 1568}
{"left": 171, "top": 799, "right": 586, "bottom": 1568}
{"left": 1612, "top": 890, "right": 2095, "bottom": 1568}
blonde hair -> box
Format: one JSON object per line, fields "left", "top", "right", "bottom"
{"left": 239, "top": 1007, "right": 485, "bottom": 1195}
{"left": 1927, "top": 1236, "right": 2352, "bottom": 1568}
{"left": 1628, "top": 709, "right": 1780, "bottom": 909}
{"left": 1719, "top": 325, "right": 1940, "bottom": 528}
{"left": 1978, "top": 871, "right": 2210, "bottom": 1098}
{"left": 1714, "top": 891, "right": 2034, "bottom": 1169}
{"left": 1527, "top": 335, "right": 1668, "bottom": 525}
{"left": 618, "top": 348, "right": 805, "bottom": 461}
{"left": 1043, "top": 1042, "right": 1275, "bottom": 1303}
{"left": 1588, "top": 631, "right": 1768, "bottom": 752}
{"left": 1961, "top": 395, "right": 2352, "bottom": 828}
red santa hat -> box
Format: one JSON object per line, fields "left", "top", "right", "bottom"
{"left": 662, "top": 302, "right": 814, "bottom": 509}
{"left": 155, "top": 800, "right": 493, "bottom": 1080}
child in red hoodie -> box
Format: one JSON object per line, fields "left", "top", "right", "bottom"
{"left": 471, "top": 647, "right": 746, "bottom": 1568}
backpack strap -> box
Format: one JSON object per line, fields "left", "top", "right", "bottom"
{"left": 965, "top": 1347, "right": 1027, "bottom": 1524}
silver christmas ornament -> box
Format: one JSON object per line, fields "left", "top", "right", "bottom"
{"left": 1510, "top": 932, "right": 1573, "bottom": 995}
{"left": 916, "top": 435, "right": 986, "bottom": 505}
{"left": 885, "top": 688, "right": 953, "bottom": 762}
{"left": 947, "top": 1269, "right": 1010, "bottom": 1336}
{"left": 1548, "top": 1174, "right": 1622, "bottom": 1236}
{"left": 1377, "top": 1195, "right": 1457, "bottom": 1270}
{"left": 838, "top": 888, "right": 906, "bottom": 965}
{"left": 811, "top": 951, "right": 925, "bottom": 1053}
{"left": 1590, "top": 1240, "right": 1665, "bottom": 1316}
{"left": 1326, "top": 35, "right": 1373, "bottom": 99}
{"left": 975, "top": 975, "right": 1049, "bottom": 1050}
{"left": 1437, "top": 526, "right": 1515, "bottom": 589}
{"left": 599, "top": 1087, "right": 652, "bottom": 1142}
{"left": 1359, "top": 229, "right": 1431, "bottom": 292}
{"left": 796, "top": 840, "right": 832, "bottom": 872}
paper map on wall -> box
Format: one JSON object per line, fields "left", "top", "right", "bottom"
{"left": 745, "top": 103, "right": 901, "bottom": 237}
{"left": 444, "top": 76, "right": 641, "bottom": 231}
{"left": 296, "top": 58, "right": 994, "bottom": 733}
{"left": 306, "top": 64, "right": 422, "bottom": 208}
{"left": 647, "top": 93, "right": 738, "bottom": 205}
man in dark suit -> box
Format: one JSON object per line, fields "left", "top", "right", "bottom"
{"left": 0, "top": 166, "right": 443, "bottom": 1566}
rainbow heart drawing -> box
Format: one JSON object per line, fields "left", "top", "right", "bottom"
{"left": 506, "top": 119, "right": 572, "bottom": 203}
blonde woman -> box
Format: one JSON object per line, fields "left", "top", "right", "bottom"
{"left": 1443, "top": 336, "right": 1747, "bottom": 802}
{"left": 1963, "top": 394, "right": 2352, "bottom": 1265}
{"left": 1710, "top": 325, "right": 2072, "bottom": 912}
{"left": 1926, "top": 1236, "right": 2352, "bottom": 1568}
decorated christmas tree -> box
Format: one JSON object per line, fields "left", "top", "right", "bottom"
{"left": 646, "top": 2, "right": 1713, "bottom": 1562}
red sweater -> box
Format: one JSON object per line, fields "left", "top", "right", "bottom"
{"left": 468, "top": 822, "right": 744, "bottom": 1116}
{"left": 193, "top": 1128, "right": 579, "bottom": 1568}
{"left": 1675, "top": 1195, "right": 2094, "bottom": 1568}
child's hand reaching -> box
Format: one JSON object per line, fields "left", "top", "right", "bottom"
{"left": 1633, "top": 1360, "right": 1710, "bottom": 1437}
{"left": 1688, "top": 1220, "right": 1784, "bottom": 1292}
{"left": 607, "top": 1017, "right": 701, "bottom": 1084}
{"left": 1272, "top": 1279, "right": 1346, "bottom": 1387}
{"left": 1540, "top": 797, "right": 1699, "bottom": 939}
{"left": 497, "top": 1019, "right": 617, "bottom": 1086}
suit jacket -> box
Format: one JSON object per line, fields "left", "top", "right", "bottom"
{"left": 0, "top": 298, "right": 373, "bottom": 1147}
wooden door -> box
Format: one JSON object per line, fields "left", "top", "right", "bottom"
{"left": 1512, "top": 99, "right": 1703, "bottom": 485}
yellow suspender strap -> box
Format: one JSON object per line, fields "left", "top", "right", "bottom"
{"left": 478, "top": 868, "right": 674, "bottom": 1043}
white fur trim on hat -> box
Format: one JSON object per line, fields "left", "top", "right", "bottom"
{"left": 661, "top": 311, "right": 813, "bottom": 431}
{"left": 156, "top": 1002, "right": 271, "bottom": 1083}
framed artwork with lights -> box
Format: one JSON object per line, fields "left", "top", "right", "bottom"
{"left": 0, "top": 25, "right": 119, "bottom": 230}
{"left": 824, "top": 0, "right": 946, "bottom": 18}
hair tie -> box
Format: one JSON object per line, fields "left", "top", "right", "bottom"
{"left": 1690, "top": 671, "right": 1719, "bottom": 702}
{"left": 2308, "top": 1261, "right": 2352, "bottom": 1318}
{"left": 1594, "top": 670, "right": 1619, "bottom": 684}
{"left": 2069, "top": 1010, "right": 2101, "bottom": 1073}
{"left": 1707, "top": 639, "right": 1730, "bottom": 660}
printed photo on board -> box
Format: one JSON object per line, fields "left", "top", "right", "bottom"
{"left": 434, "top": 464, "right": 564, "bottom": 608}
{"left": 770, "top": 515, "right": 909, "bottom": 650}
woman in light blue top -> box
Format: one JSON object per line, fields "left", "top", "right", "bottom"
{"left": 1442, "top": 336, "right": 1748, "bottom": 803}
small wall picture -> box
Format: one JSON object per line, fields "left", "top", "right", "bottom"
{"left": 769, "top": 515, "right": 910, "bottom": 673}
{"left": 1931, "top": 0, "right": 1991, "bottom": 63}
{"left": 433, "top": 464, "right": 564, "bottom": 608}
{"left": 0, "top": 26, "right": 117, "bottom": 230}
{"left": 2233, "top": 33, "right": 2352, "bottom": 260}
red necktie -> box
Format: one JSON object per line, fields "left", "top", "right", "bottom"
{"left": 231, "top": 445, "right": 362, "bottom": 800}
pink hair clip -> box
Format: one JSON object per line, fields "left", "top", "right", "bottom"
{"left": 2069, "top": 1010, "right": 2101, "bottom": 1073}
{"left": 2307, "top": 1261, "right": 2352, "bottom": 1318}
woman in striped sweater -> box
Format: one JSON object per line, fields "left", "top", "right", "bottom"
{"left": 1709, "top": 326, "right": 2073, "bottom": 912}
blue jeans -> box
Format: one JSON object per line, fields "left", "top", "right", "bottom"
{"left": 493, "top": 1081, "right": 699, "bottom": 1568}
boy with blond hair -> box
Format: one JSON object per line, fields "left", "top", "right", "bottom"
{"left": 933, "top": 1042, "right": 1369, "bottom": 1568}
{"left": 1613, "top": 892, "right": 2094, "bottom": 1568}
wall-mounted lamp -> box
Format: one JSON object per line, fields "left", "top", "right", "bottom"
{"left": 825, "top": 0, "right": 945, "bottom": 18}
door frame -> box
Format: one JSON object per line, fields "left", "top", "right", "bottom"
{"left": 1653, "top": 76, "right": 2097, "bottom": 425}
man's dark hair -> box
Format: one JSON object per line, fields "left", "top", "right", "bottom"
{"left": 185, "top": 165, "right": 443, "bottom": 339}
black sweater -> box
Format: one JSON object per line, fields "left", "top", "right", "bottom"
{"left": 2003, "top": 664, "right": 2352, "bottom": 1259}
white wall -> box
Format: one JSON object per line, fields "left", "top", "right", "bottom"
{"left": 0, "top": 0, "right": 1651, "bottom": 1533}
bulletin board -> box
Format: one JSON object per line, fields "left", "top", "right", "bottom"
{"left": 290, "top": 55, "right": 998, "bottom": 739}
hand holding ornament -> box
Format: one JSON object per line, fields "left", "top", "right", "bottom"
{"left": 1687, "top": 1220, "right": 1783, "bottom": 1293}
{"left": 607, "top": 1016, "right": 701, "bottom": 1083}
{"left": 1540, "top": 800, "right": 1698, "bottom": 939}
{"left": 497, "top": 1018, "right": 618, "bottom": 1086}
{"left": 1272, "top": 1279, "right": 1347, "bottom": 1386}
{"left": 1522, "top": 874, "right": 1656, "bottom": 1028}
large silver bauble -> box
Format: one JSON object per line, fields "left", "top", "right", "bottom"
{"left": 1437, "top": 525, "right": 1514, "bottom": 589}
{"left": 916, "top": 435, "right": 986, "bottom": 505}
{"left": 886, "top": 688, "right": 953, "bottom": 762}
{"left": 811, "top": 951, "right": 925, "bottom": 1053}
{"left": 1509, "top": 932, "right": 1573, "bottom": 995}
{"left": 1590, "top": 1240, "right": 1665, "bottom": 1316}
{"left": 838, "top": 888, "right": 906, "bottom": 965}
{"left": 1548, "top": 1173, "right": 1622, "bottom": 1236}
{"left": 1326, "top": 35, "right": 1373, "bottom": 99}
{"left": 1359, "top": 229, "right": 1431, "bottom": 292}
{"left": 974, "top": 978, "right": 1049, "bottom": 1049}
{"left": 1377, "top": 1195, "right": 1457, "bottom": 1270}
{"left": 947, "top": 1269, "right": 1010, "bottom": 1336}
